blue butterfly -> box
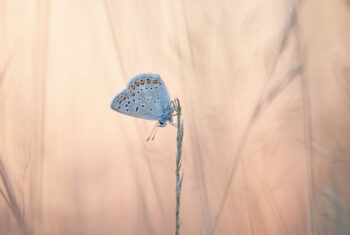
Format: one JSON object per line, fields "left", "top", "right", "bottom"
{"left": 110, "top": 73, "right": 174, "bottom": 127}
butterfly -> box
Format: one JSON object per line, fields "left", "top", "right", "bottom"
{"left": 110, "top": 73, "right": 175, "bottom": 128}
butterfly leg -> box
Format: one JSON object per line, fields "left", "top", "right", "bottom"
{"left": 169, "top": 121, "right": 177, "bottom": 128}
{"left": 171, "top": 113, "right": 182, "bottom": 117}
{"left": 171, "top": 100, "right": 183, "bottom": 117}
{"left": 170, "top": 101, "right": 180, "bottom": 128}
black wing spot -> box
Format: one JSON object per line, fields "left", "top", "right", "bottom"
{"left": 157, "top": 97, "right": 160, "bottom": 100}
{"left": 155, "top": 86, "right": 158, "bottom": 89}
{"left": 128, "top": 101, "right": 130, "bottom": 104}
{"left": 136, "top": 107, "right": 138, "bottom": 112}
{"left": 141, "top": 105, "right": 144, "bottom": 107}
{"left": 125, "top": 104, "right": 128, "bottom": 107}
{"left": 126, "top": 109, "right": 129, "bottom": 111}
{"left": 150, "top": 108, "right": 153, "bottom": 111}
{"left": 150, "top": 87, "right": 153, "bottom": 90}
{"left": 154, "top": 101, "right": 156, "bottom": 104}
{"left": 138, "top": 98, "right": 141, "bottom": 100}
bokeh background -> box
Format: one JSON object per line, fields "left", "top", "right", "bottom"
{"left": 1, "top": 0, "right": 350, "bottom": 234}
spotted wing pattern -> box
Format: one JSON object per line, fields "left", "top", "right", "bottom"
{"left": 110, "top": 73, "right": 171, "bottom": 121}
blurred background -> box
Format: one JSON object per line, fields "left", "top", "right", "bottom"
{"left": 0, "top": 0, "right": 350, "bottom": 234}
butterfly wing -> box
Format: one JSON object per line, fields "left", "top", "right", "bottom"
{"left": 110, "top": 73, "right": 171, "bottom": 121}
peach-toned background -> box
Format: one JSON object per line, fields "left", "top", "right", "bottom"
{"left": 0, "top": 0, "right": 350, "bottom": 234}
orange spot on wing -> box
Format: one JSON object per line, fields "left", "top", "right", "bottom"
{"left": 141, "top": 80, "right": 145, "bottom": 85}
{"left": 146, "top": 79, "right": 151, "bottom": 84}
{"left": 122, "top": 97, "right": 126, "bottom": 100}
{"left": 135, "top": 82, "right": 139, "bottom": 86}
{"left": 132, "top": 85, "right": 135, "bottom": 90}
{"left": 131, "top": 92, "right": 135, "bottom": 96}
{"left": 152, "top": 80, "right": 159, "bottom": 84}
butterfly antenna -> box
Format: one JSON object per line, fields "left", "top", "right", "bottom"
{"left": 146, "top": 122, "right": 159, "bottom": 142}
{"left": 151, "top": 124, "right": 159, "bottom": 141}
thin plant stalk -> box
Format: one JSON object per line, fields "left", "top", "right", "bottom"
{"left": 0, "top": 156, "right": 31, "bottom": 235}
{"left": 174, "top": 98, "right": 184, "bottom": 235}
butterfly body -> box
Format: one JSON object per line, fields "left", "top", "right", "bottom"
{"left": 110, "top": 73, "right": 174, "bottom": 127}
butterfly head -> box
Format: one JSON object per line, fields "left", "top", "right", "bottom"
{"left": 158, "top": 104, "right": 174, "bottom": 127}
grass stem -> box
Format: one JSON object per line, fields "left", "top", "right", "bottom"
{"left": 173, "top": 98, "right": 184, "bottom": 235}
